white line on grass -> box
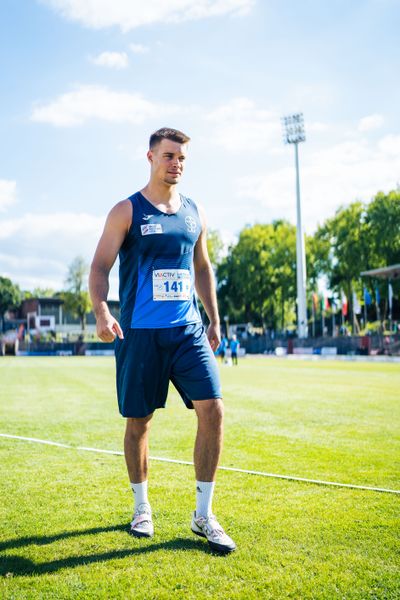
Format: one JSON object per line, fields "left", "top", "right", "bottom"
{"left": 1, "top": 433, "right": 399, "bottom": 495}
{"left": 0, "top": 433, "right": 72, "bottom": 448}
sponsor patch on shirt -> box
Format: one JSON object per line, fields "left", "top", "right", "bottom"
{"left": 141, "top": 223, "right": 163, "bottom": 235}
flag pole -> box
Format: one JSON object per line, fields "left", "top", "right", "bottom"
{"left": 311, "top": 296, "right": 315, "bottom": 338}
{"left": 388, "top": 280, "right": 393, "bottom": 332}
{"left": 375, "top": 286, "right": 381, "bottom": 323}
{"left": 363, "top": 288, "right": 367, "bottom": 331}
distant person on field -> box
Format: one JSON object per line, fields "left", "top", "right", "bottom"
{"left": 89, "top": 127, "right": 235, "bottom": 554}
{"left": 230, "top": 334, "right": 240, "bottom": 366}
{"left": 217, "top": 335, "right": 228, "bottom": 363}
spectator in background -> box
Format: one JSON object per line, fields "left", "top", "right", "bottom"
{"left": 230, "top": 334, "right": 240, "bottom": 366}
{"left": 217, "top": 335, "right": 228, "bottom": 363}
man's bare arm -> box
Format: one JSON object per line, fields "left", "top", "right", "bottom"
{"left": 193, "top": 206, "right": 221, "bottom": 352}
{"left": 89, "top": 200, "right": 132, "bottom": 342}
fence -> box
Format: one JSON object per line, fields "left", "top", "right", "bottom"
{"left": 16, "top": 341, "right": 115, "bottom": 356}
{"left": 241, "top": 334, "right": 400, "bottom": 356}
{"left": 3, "top": 335, "right": 400, "bottom": 357}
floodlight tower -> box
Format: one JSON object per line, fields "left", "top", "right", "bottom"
{"left": 282, "top": 112, "right": 308, "bottom": 338}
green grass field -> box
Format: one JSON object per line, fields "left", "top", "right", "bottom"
{"left": 1, "top": 356, "right": 399, "bottom": 599}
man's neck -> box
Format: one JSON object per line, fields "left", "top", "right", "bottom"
{"left": 140, "top": 181, "right": 181, "bottom": 212}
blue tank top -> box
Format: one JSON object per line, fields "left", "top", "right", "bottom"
{"left": 118, "top": 191, "right": 202, "bottom": 330}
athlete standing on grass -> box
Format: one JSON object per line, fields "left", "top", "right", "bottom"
{"left": 89, "top": 127, "right": 236, "bottom": 554}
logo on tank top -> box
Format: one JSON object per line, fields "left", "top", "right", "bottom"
{"left": 185, "top": 216, "right": 197, "bottom": 233}
{"left": 142, "top": 214, "right": 154, "bottom": 221}
{"left": 141, "top": 224, "right": 163, "bottom": 235}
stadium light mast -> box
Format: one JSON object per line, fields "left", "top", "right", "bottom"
{"left": 282, "top": 112, "right": 308, "bottom": 338}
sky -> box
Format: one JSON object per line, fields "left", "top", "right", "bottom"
{"left": 1, "top": 0, "right": 399, "bottom": 298}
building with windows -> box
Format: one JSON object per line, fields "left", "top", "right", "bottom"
{"left": 18, "top": 297, "right": 120, "bottom": 335}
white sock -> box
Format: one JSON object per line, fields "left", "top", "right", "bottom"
{"left": 130, "top": 481, "right": 149, "bottom": 511}
{"left": 196, "top": 481, "right": 215, "bottom": 518}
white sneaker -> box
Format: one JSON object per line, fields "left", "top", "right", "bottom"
{"left": 191, "top": 512, "right": 236, "bottom": 553}
{"left": 130, "top": 503, "right": 154, "bottom": 538}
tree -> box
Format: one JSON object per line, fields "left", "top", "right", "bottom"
{"left": 313, "top": 192, "right": 400, "bottom": 327}
{"left": 306, "top": 232, "right": 331, "bottom": 290}
{"left": 207, "top": 229, "right": 224, "bottom": 269}
{"left": 364, "top": 189, "right": 400, "bottom": 320}
{"left": 365, "top": 189, "right": 400, "bottom": 267}
{"left": 0, "top": 277, "right": 22, "bottom": 332}
{"left": 217, "top": 221, "right": 297, "bottom": 330}
{"left": 23, "top": 287, "right": 58, "bottom": 299}
{"left": 63, "top": 256, "right": 92, "bottom": 332}
{"left": 313, "top": 201, "right": 371, "bottom": 325}
{"left": 267, "top": 220, "right": 297, "bottom": 330}
{"left": 32, "top": 287, "right": 57, "bottom": 298}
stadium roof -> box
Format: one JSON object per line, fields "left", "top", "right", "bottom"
{"left": 360, "top": 264, "right": 400, "bottom": 280}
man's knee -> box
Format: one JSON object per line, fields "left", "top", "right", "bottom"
{"left": 195, "top": 399, "right": 224, "bottom": 427}
{"left": 210, "top": 399, "right": 224, "bottom": 422}
{"left": 125, "top": 415, "right": 152, "bottom": 440}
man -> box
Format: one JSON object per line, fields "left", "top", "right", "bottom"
{"left": 230, "top": 334, "right": 240, "bottom": 366}
{"left": 217, "top": 335, "right": 228, "bottom": 363}
{"left": 89, "top": 127, "right": 236, "bottom": 554}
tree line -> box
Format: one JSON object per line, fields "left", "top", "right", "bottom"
{"left": 210, "top": 189, "right": 400, "bottom": 333}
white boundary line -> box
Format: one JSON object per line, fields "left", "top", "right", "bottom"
{"left": 1, "top": 433, "right": 399, "bottom": 495}
{"left": 0, "top": 434, "right": 72, "bottom": 448}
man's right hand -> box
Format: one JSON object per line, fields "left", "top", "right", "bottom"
{"left": 96, "top": 313, "right": 124, "bottom": 342}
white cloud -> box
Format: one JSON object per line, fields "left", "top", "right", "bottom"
{"left": 236, "top": 134, "right": 400, "bottom": 232}
{"left": 205, "top": 98, "right": 332, "bottom": 153}
{"left": 0, "top": 211, "right": 120, "bottom": 296}
{"left": 358, "top": 114, "right": 384, "bottom": 132}
{"left": 0, "top": 179, "right": 17, "bottom": 212}
{"left": 307, "top": 121, "right": 330, "bottom": 133}
{"left": 90, "top": 51, "right": 129, "bottom": 69}
{"left": 206, "top": 97, "right": 281, "bottom": 152}
{"left": 31, "top": 85, "right": 179, "bottom": 127}
{"left": 0, "top": 253, "right": 66, "bottom": 290}
{"left": 129, "top": 43, "right": 149, "bottom": 54}
{"left": 0, "top": 211, "right": 104, "bottom": 252}
{"left": 377, "top": 134, "right": 400, "bottom": 156}
{"left": 0, "top": 211, "right": 103, "bottom": 290}
{"left": 41, "top": 0, "right": 255, "bottom": 31}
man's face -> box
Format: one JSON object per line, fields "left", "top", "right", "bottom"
{"left": 148, "top": 138, "right": 188, "bottom": 186}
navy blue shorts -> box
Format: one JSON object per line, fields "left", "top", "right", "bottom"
{"left": 115, "top": 323, "right": 222, "bottom": 418}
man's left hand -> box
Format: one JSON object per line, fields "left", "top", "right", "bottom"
{"left": 207, "top": 323, "right": 221, "bottom": 352}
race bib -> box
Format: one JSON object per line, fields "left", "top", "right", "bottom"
{"left": 152, "top": 269, "right": 191, "bottom": 301}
